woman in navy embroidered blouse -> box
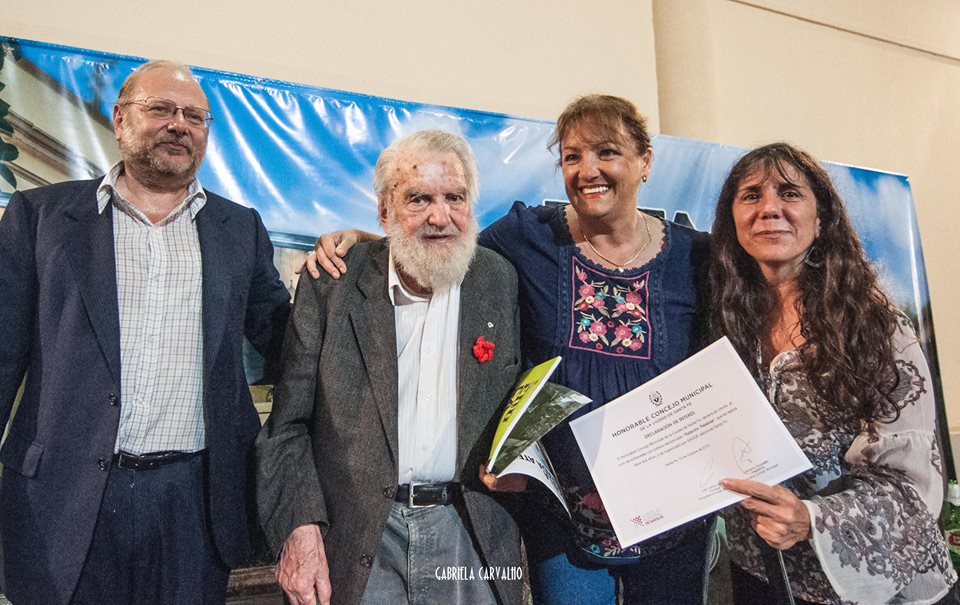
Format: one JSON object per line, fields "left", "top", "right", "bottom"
{"left": 476, "top": 96, "right": 711, "bottom": 605}
{"left": 307, "top": 96, "right": 712, "bottom": 605}
{"left": 478, "top": 200, "right": 710, "bottom": 551}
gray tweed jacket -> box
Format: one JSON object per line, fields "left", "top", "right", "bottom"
{"left": 254, "top": 238, "right": 523, "bottom": 605}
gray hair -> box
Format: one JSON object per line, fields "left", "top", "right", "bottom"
{"left": 374, "top": 130, "right": 479, "bottom": 205}
{"left": 116, "top": 59, "right": 206, "bottom": 106}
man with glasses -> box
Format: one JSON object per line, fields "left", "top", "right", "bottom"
{"left": 0, "top": 59, "right": 290, "bottom": 604}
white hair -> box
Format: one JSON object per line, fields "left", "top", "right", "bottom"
{"left": 374, "top": 129, "right": 479, "bottom": 205}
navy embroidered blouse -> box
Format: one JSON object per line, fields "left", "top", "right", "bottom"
{"left": 480, "top": 201, "right": 710, "bottom": 558}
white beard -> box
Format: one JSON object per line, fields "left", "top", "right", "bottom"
{"left": 385, "top": 207, "right": 479, "bottom": 293}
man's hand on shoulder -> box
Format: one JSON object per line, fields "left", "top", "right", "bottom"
{"left": 276, "top": 523, "right": 332, "bottom": 605}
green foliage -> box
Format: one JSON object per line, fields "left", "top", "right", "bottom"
{"left": 0, "top": 163, "right": 13, "bottom": 187}
{"left": 0, "top": 140, "right": 17, "bottom": 162}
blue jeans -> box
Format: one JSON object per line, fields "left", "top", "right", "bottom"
{"left": 361, "top": 502, "right": 503, "bottom": 605}
{"left": 524, "top": 514, "right": 711, "bottom": 605}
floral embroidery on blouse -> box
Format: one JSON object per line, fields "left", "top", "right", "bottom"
{"left": 569, "top": 257, "right": 652, "bottom": 358}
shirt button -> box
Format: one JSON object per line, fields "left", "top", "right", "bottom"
{"left": 382, "top": 486, "right": 396, "bottom": 499}
{"left": 359, "top": 554, "right": 373, "bottom": 567}
{"left": 97, "top": 458, "right": 109, "bottom": 471}
{"left": 108, "top": 394, "right": 119, "bottom": 406}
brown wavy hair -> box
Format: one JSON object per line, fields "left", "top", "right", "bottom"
{"left": 709, "top": 143, "right": 902, "bottom": 426}
{"left": 548, "top": 94, "right": 650, "bottom": 161}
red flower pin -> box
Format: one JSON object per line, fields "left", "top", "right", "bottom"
{"left": 472, "top": 336, "right": 495, "bottom": 363}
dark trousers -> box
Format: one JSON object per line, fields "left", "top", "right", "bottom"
{"left": 71, "top": 453, "right": 230, "bottom": 605}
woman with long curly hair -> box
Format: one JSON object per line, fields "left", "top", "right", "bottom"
{"left": 712, "top": 143, "right": 956, "bottom": 604}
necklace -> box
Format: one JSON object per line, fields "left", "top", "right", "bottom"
{"left": 579, "top": 212, "right": 652, "bottom": 273}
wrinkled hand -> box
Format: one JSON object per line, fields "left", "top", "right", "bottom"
{"left": 276, "top": 524, "right": 332, "bottom": 605}
{"left": 721, "top": 478, "right": 812, "bottom": 550}
{"left": 480, "top": 463, "right": 528, "bottom": 492}
{"left": 299, "top": 230, "right": 363, "bottom": 279}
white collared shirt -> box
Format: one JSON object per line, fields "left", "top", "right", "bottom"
{"left": 96, "top": 161, "right": 207, "bottom": 454}
{"left": 388, "top": 249, "right": 461, "bottom": 484}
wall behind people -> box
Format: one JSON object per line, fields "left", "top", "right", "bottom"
{"left": 1, "top": 0, "right": 660, "bottom": 129}
{"left": 5, "top": 0, "right": 958, "bottom": 436}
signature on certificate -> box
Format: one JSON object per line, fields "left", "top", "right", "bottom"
{"left": 699, "top": 457, "right": 716, "bottom": 489}
{"left": 732, "top": 437, "right": 753, "bottom": 472}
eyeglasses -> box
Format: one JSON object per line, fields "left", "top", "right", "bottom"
{"left": 123, "top": 97, "right": 213, "bottom": 128}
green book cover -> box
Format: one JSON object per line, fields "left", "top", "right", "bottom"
{"left": 488, "top": 357, "right": 591, "bottom": 475}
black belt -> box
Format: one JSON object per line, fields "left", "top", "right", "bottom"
{"left": 395, "top": 482, "right": 460, "bottom": 507}
{"left": 113, "top": 450, "right": 203, "bottom": 471}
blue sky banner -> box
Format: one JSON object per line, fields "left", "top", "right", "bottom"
{"left": 0, "top": 37, "right": 940, "bottom": 401}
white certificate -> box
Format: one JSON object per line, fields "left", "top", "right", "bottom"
{"left": 569, "top": 337, "right": 812, "bottom": 549}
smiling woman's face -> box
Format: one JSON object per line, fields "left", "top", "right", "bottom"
{"left": 732, "top": 162, "right": 821, "bottom": 282}
{"left": 560, "top": 122, "right": 651, "bottom": 224}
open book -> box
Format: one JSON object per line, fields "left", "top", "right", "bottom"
{"left": 487, "top": 357, "right": 591, "bottom": 515}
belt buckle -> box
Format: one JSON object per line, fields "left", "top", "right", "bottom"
{"left": 115, "top": 452, "right": 133, "bottom": 470}
{"left": 407, "top": 482, "right": 437, "bottom": 509}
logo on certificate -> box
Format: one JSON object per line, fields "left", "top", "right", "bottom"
{"left": 649, "top": 390, "right": 663, "bottom": 407}
{"left": 630, "top": 509, "right": 664, "bottom": 527}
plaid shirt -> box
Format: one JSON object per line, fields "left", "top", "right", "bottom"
{"left": 97, "top": 162, "right": 207, "bottom": 455}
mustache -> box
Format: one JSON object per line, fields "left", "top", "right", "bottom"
{"left": 416, "top": 223, "right": 460, "bottom": 238}
{"left": 154, "top": 133, "right": 193, "bottom": 151}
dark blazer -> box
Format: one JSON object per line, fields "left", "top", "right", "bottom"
{"left": 255, "top": 239, "right": 523, "bottom": 605}
{"left": 0, "top": 179, "right": 290, "bottom": 604}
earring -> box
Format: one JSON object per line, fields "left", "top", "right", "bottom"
{"left": 641, "top": 175, "right": 648, "bottom": 183}
{"left": 803, "top": 243, "right": 824, "bottom": 268}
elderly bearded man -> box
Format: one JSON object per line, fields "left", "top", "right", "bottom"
{"left": 0, "top": 60, "right": 290, "bottom": 604}
{"left": 255, "top": 130, "right": 523, "bottom": 605}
